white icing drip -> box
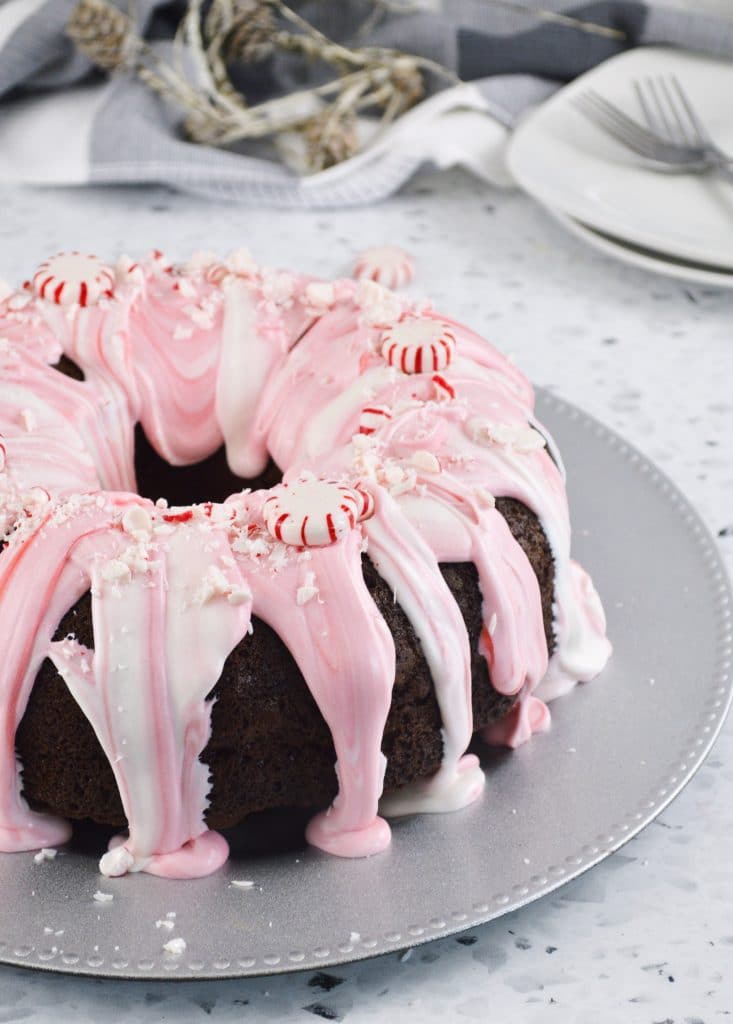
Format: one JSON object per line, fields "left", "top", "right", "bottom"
{"left": 299, "top": 366, "right": 396, "bottom": 463}
{"left": 216, "top": 278, "right": 280, "bottom": 478}
{"left": 50, "top": 518, "right": 251, "bottom": 874}
{"left": 367, "top": 491, "right": 484, "bottom": 817}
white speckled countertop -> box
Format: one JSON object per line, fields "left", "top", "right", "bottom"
{"left": 0, "top": 169, "right": 732, "bottom": 1022}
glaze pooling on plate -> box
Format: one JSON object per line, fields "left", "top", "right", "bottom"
{"left": 0, "top": 250, "right": 611, "bottom": 878}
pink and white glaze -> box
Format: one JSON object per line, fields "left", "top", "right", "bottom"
{"left": 0, "top": 249, "right": 611, "bottom": 877}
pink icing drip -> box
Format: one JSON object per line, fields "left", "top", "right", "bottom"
{"left": 365, "top": 489, "right": 476, "bottom": 808}
{"left": 139, "top": 830, "right": 230, "bottom": 879}
{"left": 482, "top": 694, "right": 551, "bottom": 748}
{"left": 125, "top": 267, "right": 225, "bottom": 465}
{"left": 0, "top": 341, "right": 132, "bottom": 532}
{"left": 215, "top": 276, "right": 309, "bottom": 478}
{"left": 469, "top": 510, "right": 549, "bottom": 697}
{"left": 49, "top": 510, "right": 251, "bottom": 877}
{"left": 0, "top": 498, "right": 131, "bottom": 848}
{"left": 233, "top": 498, "right": 395, "bottom": 857}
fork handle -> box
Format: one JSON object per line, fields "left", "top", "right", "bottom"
{"left": 713, "top": 164, "right": 733, "bottom": 185}
{"left": 706, "top": 144, "right": 733, "bottom": 175}
{"left": 708, "top": 152, "right": 733, "bottom": 184}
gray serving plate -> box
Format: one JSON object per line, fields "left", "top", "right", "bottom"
{"left": 0, "top": 391, "right": 730, "bottom": 980}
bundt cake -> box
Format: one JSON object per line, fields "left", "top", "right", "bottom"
{"left": 0, "top": 247, "right": 611, "bottom": 880}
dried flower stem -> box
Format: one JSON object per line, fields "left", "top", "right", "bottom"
{"left": 486, "top": 0, "right": 626, "bottom": 41}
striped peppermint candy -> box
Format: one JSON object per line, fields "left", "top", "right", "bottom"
{"left": 353, "top": 246, "right": 414, "bottom": 290}
{"left": 381, "top": 318, "right": 456, "bottom": 375}
{"left": 358, "top": 404, "right": 392, "bottom": 435}
{"left": 263, "top": 478, "right": 374, "bottom": 547}
{"left": 33, "top": 253, "right": 115, "bottom": 307}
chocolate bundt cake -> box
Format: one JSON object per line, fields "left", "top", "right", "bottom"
{"left": 0, "top": 248, "right": 611, "bottom": 879}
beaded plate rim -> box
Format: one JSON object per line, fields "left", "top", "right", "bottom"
{"left": 0, "top": 389, "right": 730, "bottom": 980}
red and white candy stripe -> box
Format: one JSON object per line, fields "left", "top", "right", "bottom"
{"left": 263, "top": 478, "right": 374, "bottom": 547}
{"left": 381, "top": 318, "right": 456, "bottom": 375}
{"left": 353, "top": 246, "right": 414, "bottom": 290}
{"left": 358, "top": 405, "right": 392, "bottom": 436}
{"left": 431, "top": 373, "right": 456, "bottom": 402}
{"left": 33, "top": 253, "right": 115, "bottom": 307}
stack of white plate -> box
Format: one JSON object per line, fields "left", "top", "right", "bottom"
{"left": 506, "top": 46, "right": 733, "bottom": 288}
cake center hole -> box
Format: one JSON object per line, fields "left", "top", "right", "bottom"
{"left": 134, "top": 426, "right": 282, "bottom": 506}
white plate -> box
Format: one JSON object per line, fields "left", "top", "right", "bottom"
{"left": 507, "top": 47, "right": 733, "bottom": 268}
{"left": 0, "top": 392, "right": 729, "bottom": 979}
{"left": 544, "top": 204, "right": 733, "bottom": 288}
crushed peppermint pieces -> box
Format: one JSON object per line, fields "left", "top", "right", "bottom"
{"left": 33, "top": 848, "right": 58, "bottom": 864}
{"left": 432, "top": 373, "right": 456, "bottom": 401}
{"left": 304, "top": 281, "right": 336, "bottom": 315}
{"left": 197, "top": 564, "right": 252, "bottom": 606}
{"left": 162, "top": 936, "right": 187, "bottom": 956}
{"left": 354, "top": 279, "right": 403, "bottom": 328}
{"left": 20, "top": 408, "right": 37, "bottom": 432}
{"left": 467, "top": 417, "right": 546, "bottom": 453}
{"left": 121, "top": 504, "right": 153, "bottom": 539}
{"left": 100, "top": 559, "right": 132, "bottom": 585}
{"left": 115, "top": 255, "right": 144, "bottom": 287}
{"left": 296, "top": 571, "right": 320, "bottom": 606}
{"left": 359, "top": 405, "right": 392, "bottom": 436}
{"left": 410, "top": 450, "right": 441, "bottom": 474}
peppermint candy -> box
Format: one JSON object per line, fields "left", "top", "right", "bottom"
{"left": 33, "top": 253, "right": 115, "bottom": 307}
{"left": 358, "top": 405, "right": 392, "bottom": 436}
{"left": 263, "top": 478, "right": 374, "bottom": 547}
{"left": 381, "top": 318, "right": 456, "bottom": 375}
{"left": 353, "top": 246, "right": 415, "bottom": 290}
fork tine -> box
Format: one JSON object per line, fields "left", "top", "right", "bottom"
{"left": 572, "top": 89, "right": 709, "bottom": 166}
{"left": 577, "top": 91, "right": 665, "bottom": 153}
{"left": 647, "top": 77, "right": 675, "bottom": 142}
{"left": 633, "top": 79, "right": 656, "bottom": 134}
{"left": 670, "top": 74, "right": 713, "bottom": 146}
{"left": 582, "top": 91, "right": 664, "bottom": 146}
{"left": 658, "top": 76, "right": 695, "bottom": 146}
{"left": 572, "top": 95, "right": 664, "bottom": 158}
{"left": 634, "top": 78, "right": 669, "bottom": 139}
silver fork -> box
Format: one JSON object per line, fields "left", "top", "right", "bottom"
{"left": 572, "top": 85, "right": 733, "bottom": 180}
{"left": 634, "top": 74, "right": 733, "bottom": 183}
